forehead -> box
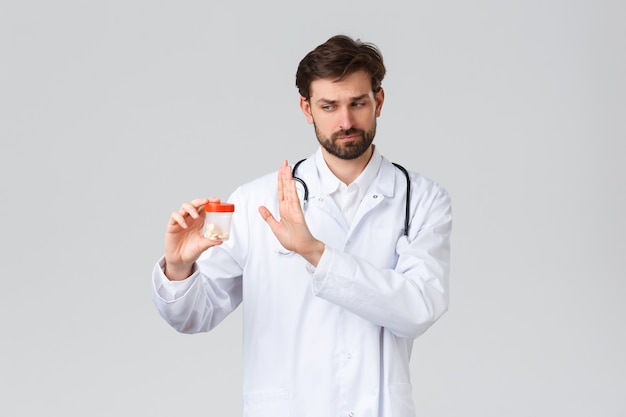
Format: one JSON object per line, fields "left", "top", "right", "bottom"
{"left": 309, "top": 70, "right": 373, "bottom": 101}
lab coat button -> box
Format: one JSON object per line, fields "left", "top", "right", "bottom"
{"left": 346, "top": 240, "right": 351, "bottom": 246}
{"left": 348, "top": 412, "right": 354, "bottom": 417}
{"left": 346, "top": 353, "right": 352, "bottom": 359}
{"left": 373, "top": 194, "right": 378, "bottom": 199}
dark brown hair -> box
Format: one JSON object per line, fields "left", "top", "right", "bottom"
{"left": 295, "top": 35, "right": 386, "bottom": 100}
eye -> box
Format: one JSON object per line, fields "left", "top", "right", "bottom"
{"left": 321, "top": 104, "right": 335, "bottom": 111}
{"left": 352, "top": 101, "right": 366, "bottom": 108}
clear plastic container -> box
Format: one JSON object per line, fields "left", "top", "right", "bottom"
{"left": 203, "top": 200, "right": 235, "bottom": 241}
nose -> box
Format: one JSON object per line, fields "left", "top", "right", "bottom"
{"left": 337, "top": 107, "right": 354, "bottom": 131}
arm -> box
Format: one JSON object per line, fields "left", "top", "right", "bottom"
{"left": 259, "top": 161, "right": 451, "bottom": 339}
{"left": 312, "top": 188, "right": 452, "bottom": 339}
{"left": 152, "top": 197, "right": 243, "bottom": 334}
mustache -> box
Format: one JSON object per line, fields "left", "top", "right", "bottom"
{"left": 331, "top": 128, "right": 364, "bottom": 140}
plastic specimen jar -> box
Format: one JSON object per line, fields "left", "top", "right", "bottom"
{"left": 203, "top": 200, "right": 235, "bottom": 241}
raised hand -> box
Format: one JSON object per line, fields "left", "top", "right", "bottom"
{"left": 258, "top": 161, "right": 325, "bottom": 266}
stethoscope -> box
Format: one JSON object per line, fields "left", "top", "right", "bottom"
{"left": 292, "top": 159, "right": 412, "bottom": 236}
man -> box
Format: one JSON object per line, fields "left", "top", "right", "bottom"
{"left": 152, "top": 34, "right": 452, "bottom": 417}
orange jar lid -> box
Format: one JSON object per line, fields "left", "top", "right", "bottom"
{"left": 204, "top": 200, "right": 235, "bottom": 212}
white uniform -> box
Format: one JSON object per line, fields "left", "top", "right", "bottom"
{"left": 152, "top": 147, "right": 452, "bottom": 417}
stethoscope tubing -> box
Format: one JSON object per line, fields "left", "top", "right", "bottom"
{"left": 292, "top": 158, "right": 411, "bottom": 236}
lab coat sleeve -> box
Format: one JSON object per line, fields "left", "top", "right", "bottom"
{"left": 151, "top": 256, "right": 243, "bottom": 334}
{"left": 151, "top": 186, "right": 250, "bottom": 335}
{"left": 311, "top": 187, "right": 452, "bottom": 340}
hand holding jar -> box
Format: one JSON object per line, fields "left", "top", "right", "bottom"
{"left": 163, "top": 197, "right": 234, "bottom": 281}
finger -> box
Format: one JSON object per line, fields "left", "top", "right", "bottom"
{"left": 276, "top": 160, "right": 288, "bottom": 202}
{"left": 200, "top": 238, "right": 223, "bottom": 249}
{"left": 190, "top": 197, "right": 210, "bottom": 207}
{"left": 179, "top": 202, "right": 202, "bottom": 219}
{"left": 258, "top": 206, "right": 279, "bottom": 231}
{"left": 283, "top": 164, "right": 300, "bottom": 206}
{"left": 280, "top": 161, "right": 294, "bottom": 205}
{"left": 168, "top": 211, "right": 188, "bottom": 229}
{"left": 276, "top": 162, "right": 298, "bottom": 210}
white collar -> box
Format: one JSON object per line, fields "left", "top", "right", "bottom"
{"left": 314, "top": 146, "right": 383, "bottom": 199}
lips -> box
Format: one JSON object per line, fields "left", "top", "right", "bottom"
{"left": 335, "top": 134, "right": 360, "bottom": 142}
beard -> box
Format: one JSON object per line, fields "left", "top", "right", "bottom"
{"left": 314, "top": 120, "right": 377, "bottom": 160}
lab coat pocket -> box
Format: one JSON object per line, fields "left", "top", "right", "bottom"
{"left": 243, "top": 389, "right": 289, "bottom": 417}
{"left": 389, "top": 383, "right": 416, "bottom": 417}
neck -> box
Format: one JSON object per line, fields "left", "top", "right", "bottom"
{"left": 322, "top": 145, "right": 374, "bottom": 185}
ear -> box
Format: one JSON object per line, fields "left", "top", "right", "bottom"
{"left": 299, "top": 96, "right": 314, "bottom": 124}
{"left": 374, "top": 88, "right": 385, "bottom": 117}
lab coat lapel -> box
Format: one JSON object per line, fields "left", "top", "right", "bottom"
{"left": 312, "top": 196, "right": 347, "bottom": 230}
{"left": 295, "top": 156, "right": 348, "bottom": 231}
{"left": 348, "top": 159, "right": 398, "bottom": 235}
{"left": 293, "top": 154, "right": 399, "bottom": 235}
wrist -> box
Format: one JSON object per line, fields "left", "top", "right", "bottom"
{"left": 300, "top": 240, "right": 325, "bottom": 267}
{"left": 164, "top": 260, "right": 194, "bottom": 281}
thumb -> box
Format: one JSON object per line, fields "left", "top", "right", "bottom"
{"left": 258, "top": 206, "right": 279, "bottom": 231}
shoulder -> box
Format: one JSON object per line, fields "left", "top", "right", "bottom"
{"left": 228, "top": 170, "right": 277, "bottom": 204}
{"left": 412, "top": 170, "right": 449, "bottom": 200}
{"left": 382, "top": 158, "right": 450, "bottom": 204}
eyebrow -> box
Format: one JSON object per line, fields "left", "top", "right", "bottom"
{"left": 315, "top": 94, "right": 370, "bottom": 105}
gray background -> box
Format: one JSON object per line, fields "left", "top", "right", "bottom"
{"left": 1, "top": 0, "right": 624, "bottom": 416}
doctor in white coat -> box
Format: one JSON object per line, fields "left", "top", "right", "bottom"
{"left": 152, "top": 35, "right": 452, "bottom": 417}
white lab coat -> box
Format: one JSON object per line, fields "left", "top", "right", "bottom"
{"left": 152, "top": 147, "right": 452, "bottom": 417}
